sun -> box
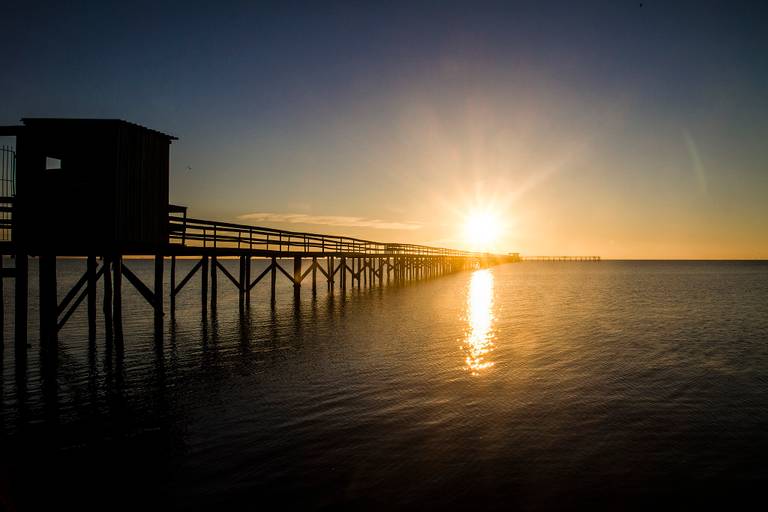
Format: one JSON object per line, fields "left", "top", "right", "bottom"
{"left": 463, "top": 210, "right": 502, "bottom": 251}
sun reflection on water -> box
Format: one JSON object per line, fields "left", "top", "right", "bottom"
{"left": 463, "top": 269, "right": 496, "bottom": 376}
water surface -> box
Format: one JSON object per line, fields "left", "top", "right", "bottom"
{"left": 2, "top": 260, "right": 768, "bottom": 510}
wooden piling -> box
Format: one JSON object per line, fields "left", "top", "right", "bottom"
{"left": 87, "top": 255, "right": 97, "bottom": 343}
{"left": 245, "top": 256, "right": 251, "bottom": 306}
{"left": 210, "top": 255, "right": 218, "bottom": 311}
{"left": 170, "top": 255, "right": 176, "bottom": 316}
{"left": 201, "top": 256, "right": 209, "bottom": 314}
{"left": 14, "top": 252, "right": 28, "bottom": 350}
{"left": 293, "top": 256, "right": 301, "bottom": 299}
{"left": 103, "top": 256, "right": 113, "bottom": 344}
{"left": 270, "top": 256, "right": 277, "bottom": 305}
{"left": 0, "top": 256, "right": 4, "bottom": 345}
{"left": 113, "top": 255, "right": 123, "bottom": 343}
{"left": 154, "top": 254, "right": 164, "bottom": 333}
{"left": 239, "top": 255, "right": 246, "bottom": 309}
{"left": 39, "top": 254, "right": 57, "bottom": 346}
{"left": 312, "top": 257, "right": 317, "bottom": 296}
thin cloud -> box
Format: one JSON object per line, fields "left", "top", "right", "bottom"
{"left": 238, "top": 212, "right": 422, "bottom": 231}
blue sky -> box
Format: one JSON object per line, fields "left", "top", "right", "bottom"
{"left": 2, "top": 1, "right": 767, "bottom": 257}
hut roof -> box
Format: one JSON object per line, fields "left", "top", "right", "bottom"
{"left": 19, "top": 118, "right": 178, "bottom": 140}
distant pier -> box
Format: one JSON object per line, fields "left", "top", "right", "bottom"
{"left": 522, "top": 256, "right": 601, "bottom": 262}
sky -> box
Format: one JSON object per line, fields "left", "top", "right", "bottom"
{"left": 2, "top": 0, "right": 767, "bottom": 258}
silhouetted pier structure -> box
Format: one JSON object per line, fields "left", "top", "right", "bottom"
{"left": 522, "top": 256, "right": 601, "bottom": 262}
{"left": 0, "top": 118, "right": 518, "bottom": 352}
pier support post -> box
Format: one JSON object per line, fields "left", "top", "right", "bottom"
{"left": 201, "top": 256, "right": 209, "bottom": 315}
{"left": 87, "top": 255, "right": 97, "bottom": 343}
{"left": 270, "top": 257, "right": 277, "bottom": 306}
{"left": 14, "top": 252, "right": 28, "bottom": 351}
{"left": 339, "top": 257, "right": 345, "bottom": 291}
{"left": 245, "top": 256, "right": 251, "bottom": 306}
{"left": 357, "top": 258, "right": 361, "bottom": 288}
{"left": 312, "top": 257, "right": 317, "bottom": 296}
{"left": 113, "top": 255, "right": 123, "bottom": 343}
{"left": 39, "top": 254, "right": 57, "bottom": 347}
{"left": 293, "top": 256, "right": 301, "bottom": 300}
{"left": 170, "top": 255, "right": 176, "bottom": 316}
{"left": 210, "top": 255, "right": 218, "bottom": 312}
{"left": 103, "top": 256, "right": 113, "bottom": 344}
{"left": 0, "top": 256, "right": 4, "bottom": 345}
{"left": 154, "top": 254, "right": 164, "bottom": 334}
{"left": 238, "top": 255, "right": 246, "bottom": 310}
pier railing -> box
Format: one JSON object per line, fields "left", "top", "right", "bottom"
{"left": 168, "top": 214, "right": 475, "bottom": 257}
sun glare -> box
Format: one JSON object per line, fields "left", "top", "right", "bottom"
{"left": 463, "top": 211, "right": 502, "bottom": 251}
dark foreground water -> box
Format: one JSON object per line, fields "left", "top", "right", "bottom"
{"left": 1, "top": 260, "right": 768, "bottom": 510}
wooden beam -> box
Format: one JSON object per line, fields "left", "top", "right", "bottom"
{"left": 55, "top": 263, "right": 106, "bottom": 334}
{"left": 173, "top": 258, "right": 203, "bottom": 296}
{"left": 57, "top": 287, "right": 88, "bottom": 332}
{"left": 315, "top": 261, "right": 330, "bottom": 280}
{"left": 247, "top": 261, "right": 274, "bottom": 291}
{"left": 274, "top": 261, "right": 297, "bottom": 284}
{"left": 214, "top": 259, "right": 242, "bottom": 290}
{"left": 121, "top": 263, "right": 158, "bottom": 308}
{"left": 57, "top": 268, "right": 90, "bottom": 317}
{"left": 300, "top": 261, "right": 315, "bottom": 282}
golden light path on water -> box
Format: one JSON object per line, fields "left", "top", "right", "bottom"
{"left": 463, "top": 269, "right": 496, "bottom": 375}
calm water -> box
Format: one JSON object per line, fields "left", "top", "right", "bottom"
{"left": 1, "top": 260, "right": 768, "bottom": 510}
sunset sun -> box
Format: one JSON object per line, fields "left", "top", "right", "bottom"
{"left": 463, "top": 210, "right": 502, "bottom": 251}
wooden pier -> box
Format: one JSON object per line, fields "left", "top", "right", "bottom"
{"left": 0, "top": 118, "right": 518, "bottom": 353}
{"left": 522, "top": 256, "right": 601, "bottom": 262}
